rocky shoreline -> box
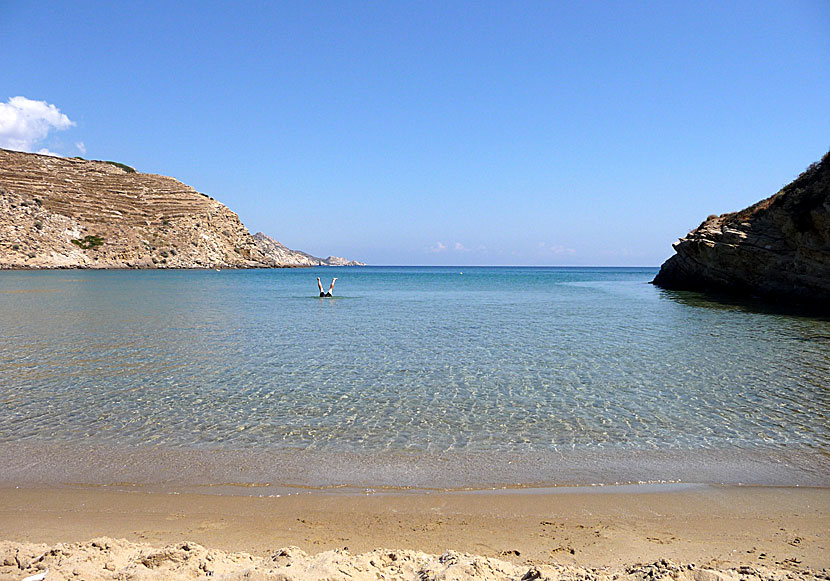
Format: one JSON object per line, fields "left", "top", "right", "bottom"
{"left": 652, "top": 151, "right": 829, "bottom": 309}
{"left": 253, "top": 231, "right": 365, "bottom": 267}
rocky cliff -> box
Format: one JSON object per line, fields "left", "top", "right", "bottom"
{"left": 253, "top": 232, "right": 365, "bottom": 266}
{"left": 0, "top": 148, "right": 363, "bottom": 269}
{"left": 652, "top": 151, "right": 830, "bottom": 308}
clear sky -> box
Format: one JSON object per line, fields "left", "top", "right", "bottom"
{"left": 1, "top": 1, "right": 828, "bottom": 265}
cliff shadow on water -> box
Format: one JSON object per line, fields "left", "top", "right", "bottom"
{"left": 655, "top": 286, "right": 830, "bottom": 321}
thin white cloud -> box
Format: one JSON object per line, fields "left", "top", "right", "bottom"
{"left": 539, "top": 242, "right": 576, "bottom": 255}
{"left": 552, "top": 245, "right": 576, "bottom": 255}
{"left": 430, "top": 241, "right": 485, "bottom": 253}
{"left": 36, "top": 147, "right": 62, "bottom": 157}
{"left": 75, "top": 141, "right": 86, "bottom": 155}
{"left": 0, "top": 96, "right": 75, "bottom": 153}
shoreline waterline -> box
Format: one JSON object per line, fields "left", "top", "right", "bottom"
{"left": 2, "top": 267, "right": 829, "bottom": 578}
{"left": 1, "top": 442, "right": 827, "bottom": 496}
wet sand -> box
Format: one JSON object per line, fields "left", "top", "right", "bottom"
{"left": 0, "top": 484, "right": 827, "bottom": 579}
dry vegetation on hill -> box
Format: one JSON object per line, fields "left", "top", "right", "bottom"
{"left": 0, "top": 148, "right": 363, "bottom": 269}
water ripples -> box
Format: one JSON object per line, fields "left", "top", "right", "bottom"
{"left": 1, "top": 268, "right": 828, "bottom": 462}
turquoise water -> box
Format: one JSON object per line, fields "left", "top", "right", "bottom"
{"left": 0, "top": 267, "right": 828, "bottom": 489}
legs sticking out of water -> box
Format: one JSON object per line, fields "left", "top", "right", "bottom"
{"left": 318, "top": 277, "right": 337, "bottom": 297}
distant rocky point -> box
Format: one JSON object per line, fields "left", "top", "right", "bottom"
{"left": 0, "top": 148, "right": 364, "bottom": 269}
{"left": 652, "top": 151, "right": 829, "bottom": 308}
{"left": 253, "top": 232, "right": 365, "bottom": 266}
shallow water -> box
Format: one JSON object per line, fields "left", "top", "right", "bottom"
{"left": 0, "top": 267, "right": 828, "bottom": 488}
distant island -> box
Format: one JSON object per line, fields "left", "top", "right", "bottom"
{"left": 653, "top": 151, "right": 829, "bottom": 309}
{"left": 0, "top": 148, "right": 364, "bottom": 269}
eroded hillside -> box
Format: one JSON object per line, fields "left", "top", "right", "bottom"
{"left": 0, "top": 148, "right": 272, "bottom": 268}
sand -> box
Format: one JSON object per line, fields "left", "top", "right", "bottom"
{"left": 0, "top": 484, "right": 827, "bottom": 580}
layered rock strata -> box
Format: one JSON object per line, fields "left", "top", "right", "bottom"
{"left": 0, "top": 148, "right": 363, "bottom": 269}
{"left": 0, "top": 148, "right": 271, "bottom": 268}
{"left": 652, "top": 152, "right": 830, "bottom": 308}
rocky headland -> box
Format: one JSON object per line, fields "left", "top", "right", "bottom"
{"left": 254, "top": 232, "right": 365, "bottom": 266}
{"left": 0, "top": 148, "right": 363, "bottom": 269}
{"left": 652, "top": 151, "right": 829, "bottom": 308}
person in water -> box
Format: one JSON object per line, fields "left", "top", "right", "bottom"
{"left": 317, "top": 277, "right": 337, "bottom": 297}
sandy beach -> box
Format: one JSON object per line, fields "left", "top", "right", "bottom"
{"left": 1, "top": 484, "right": 827, "bottom": 580}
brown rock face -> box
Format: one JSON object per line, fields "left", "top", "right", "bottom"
{"left": 0, "top": 148, "right": 273, "bottom": 269}
{"left": 652, "top": 151, "right": 830, "bottom": 308}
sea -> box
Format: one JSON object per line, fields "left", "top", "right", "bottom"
{"left": 1, "top": 266, "right": 828, "bottom": 493}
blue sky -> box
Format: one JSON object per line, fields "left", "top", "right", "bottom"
{"left": 1, "top": 1, "right": 828, "bottom": 265}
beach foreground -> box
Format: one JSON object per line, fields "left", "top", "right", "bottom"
{"left": 0, "top": 485, "right": 827, "bottom": 580}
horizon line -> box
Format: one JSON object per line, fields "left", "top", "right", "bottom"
{"left": 326, "top": 264, "right": 661, "bottom": 268}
